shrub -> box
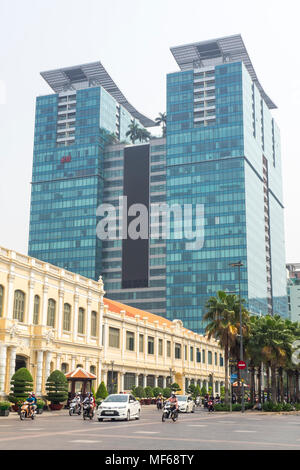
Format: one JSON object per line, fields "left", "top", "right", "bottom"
{"left": 96, "top": 381, "right": 108, "bottom": 400}
{"left": 163, "top": 388, "right": 171, "bottom": 399}
{"left": 262, "top": 401, "right": 283, "bottom": 412}
{"left": 232, "top": 403, "right": 242, "bottom": 411}
{"left": 36, "top": 399, "right": 45, "bottom": 409}
{"left": 0, "top": 401, "right": 11, "bottom": 411}
{"left": 9, "top": 368, "right": 33, "bottom": 403}
{"left": 45, "top": 370, "right": 68, "bottom": 404}
{"left": 294, "top": 403, "right": 300, "bottom": 411}
{"left": 214, "top": 404, "right": 230, "bottom": 411}
{"left": 132, "top": 386, "right": 145, "bottom": 398}
{"left": 144, "top": 386, "right": 154, "bottom": 398}
{"left": 200, "top": 386, "right": 208, "bottom": 397}
{"left": 281, "top": 403, "right": 293, "bottom": 412}
{"left": 171, "top": 383, "right": 181, "bottom": 392}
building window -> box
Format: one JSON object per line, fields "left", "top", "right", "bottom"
{"left": 13, "top": 290, "right": 25, "bottom": 322}
{"left": 90, "top": 365, "right": 96, "bottom": 375}
{"left": 78, "top": 307, "right": 85, "bottom": 334}
{"left": 139, "top": 334, "right": 144, "bottom": 352}
{"left": 61, "top": 363, "right": 68, "bottom": 374}
{"left": 158, "top": 338, "right": 163, "bottom": 356}
{"left": 167, "top": 341, "right": 171, "bottom": 357}
{"left": 148, "top": 336, "right": 154, "bottom": 355}
{"left": 190, "top": 346, "right": 194, "bottom": 362}
{"left": 33, "top": 295, "right": 40, "bottom": 325}
{"left": 215, "top": 352, "right": 218, "bottom": 365}
{"left": 196, "top": 348, "right": 201, "bottom": 363}
{"left": 126, "top": 331, "right": 135, "bottom": 351}
{"left": 220, "top": 354, "right": 224, "bottom": 366}
{"left": 47, "top": 299, "right": 56, "bottom": 327}
{"left": 63, "top": 303, "right": 71, "bottom": 331}
{"left": 91, "top": 311, "right": 97, "bottom": 337}
{"left": 0, "top": 286, "right": 4, "bottom": 317}
{"left": 208, "top": 351, "right": 212, "bottom": 365}
{"left": 124, "top": 373, "right": 135, "bottom": 391}
{"left": 175, "top": 343, "right": 181, "bottom": 359}
{"left": 184, "top": 345, "right": 187, "bottom": 360}
{"left": 101, "top": 324, "right": 105, "bottom": 346}
{"left": 109, "top": 327, "right": 120, "bottom": 348}
{"left": 202, "top": 349, "right": 206, "bottom": 363}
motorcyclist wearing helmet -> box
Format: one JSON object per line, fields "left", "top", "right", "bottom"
{"left": 169, "top": 391, "right": 178, "bottom": 412}
{"left": 24, "top": 392, "right": 37, "bottom": 415}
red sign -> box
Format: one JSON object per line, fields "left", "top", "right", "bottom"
{"left": 61, "top": 155, "right": 71, "bottom": 163}
{"left": 237, "top": 361, "right": 246, "bottom": 369}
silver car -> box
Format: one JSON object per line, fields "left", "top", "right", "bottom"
{"left": 177, "top": 395, "right": 196, "bottom": 413}
{"left": 97, "top": 394, "right": 141, "bottom": 422}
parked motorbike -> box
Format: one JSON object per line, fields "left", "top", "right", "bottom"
{"left": 207, "top": 400, "right": 214, "bottom": 412}
{"left": 69, "top": 399, "right": 81, "bottom": 416}
{"left": 83, "top": 403, "right": 94, "bottom": 420}
{"left": 162, "top": 401, "right": 178, "bottom": 422}
{"left": 20, "top": 402, "right": 35, "bottom": 420}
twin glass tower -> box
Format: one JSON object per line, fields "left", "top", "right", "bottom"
{"left": 28, "top": 35, "right": 288, "bottom": 333}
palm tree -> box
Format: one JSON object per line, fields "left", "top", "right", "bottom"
{"left": 155, "top": 112, "right": 167, "bottom": 137}
{"left": 137, "top": 128, "right": 151, "bottom": 142}
{"left": 126, "top": 120, "right": 140, "bottom": 144}
{"left": 204, "top": 291, "right": 246, "bottom": 405}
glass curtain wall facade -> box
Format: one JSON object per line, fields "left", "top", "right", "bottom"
{"left": 28, "top": 63, "right": 152, "bottom": 280}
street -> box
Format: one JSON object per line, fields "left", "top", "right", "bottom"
{"left": 0, "top": 406, "right": 300, "bottom": 450}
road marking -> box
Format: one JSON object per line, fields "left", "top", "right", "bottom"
{"left": 21, "top": 428, "right": 44, "bottom": 431}
{"left": 187, "top": 424, "right": 207, "bottom": 427}
{"left": 72, "top": 440, "right": 101, "bottom": 443}
{"left": 233, "top": 430, "right": 256, "bottom": 433}
{"left": 134, "top": 431, "right": 159, "bottom": 434}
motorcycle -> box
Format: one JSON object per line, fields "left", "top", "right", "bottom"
{"left": 162, "top": 401, "right": 178, "bottom": 422}
{"left": 20, "top": 402, "right": 35, "bottom": 420}
{"left": 82, "top": 402, "right": 94, "bottom": 420}
{"left": 69, "top": 399, "right": 81, "bottom": 416}
{"left": 207, "top": 400, "right": 214, "bottom": 412}
{"left": 156, "top": 398, "right": 163, "bottom": 410}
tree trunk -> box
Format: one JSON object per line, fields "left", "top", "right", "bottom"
{"left": 250, "top": 364, "right": 255, "bottom": 404}
{"left": 271, "top": 364, "right": 277, "bottom": 403}
{"left": 295, "top": 370, "right": 300, "bottom": 403}
{"left": 257, "top": 366, "right": 262, "bottom": 403}
{"left": 279, "top": 368, "right": 284, "bottom": 403}
{"left": 288, "top": 371, "right": 293, "bottom": 403}
{"left": 224, "top": 339, "right": 229, "bottom": 405}
{"left": 266, "top": 363, "right": 270, "bottom": 401}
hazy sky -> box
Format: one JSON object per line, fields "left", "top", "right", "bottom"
{"left": 0, "top": 0, "right": 299, "bottom": 262}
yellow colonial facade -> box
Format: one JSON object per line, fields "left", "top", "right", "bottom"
{"left": 0, "top": 246, "right": 225, "bottom": 397}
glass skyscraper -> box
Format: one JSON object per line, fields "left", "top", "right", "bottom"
{"left": 28, "top": 36, "right": 288, "bottom": 333}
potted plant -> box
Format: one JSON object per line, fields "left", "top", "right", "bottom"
{"left": 46, "top": 370, "right": 68, "bottom": 410}
{"left": 0, "top": 401, "right": 11, "bottom": 417}
{"left": 36, "top": 399, "right": 45, "bottom": 414}
{"left": 9, "top": 367, "right": 33, "bottom": 411}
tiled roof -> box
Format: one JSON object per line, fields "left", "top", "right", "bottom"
{"left": 65, "top": 367, "right": 97, "bottom": 380}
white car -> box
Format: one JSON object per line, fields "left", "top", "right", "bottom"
{"left": 97, "top": 394, "right": 141, "bottom": 421}
{"left": 177, "top": 395, "right": 196, "bottom": 413}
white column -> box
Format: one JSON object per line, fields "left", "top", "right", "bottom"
{"left": 182, "top": 375, "right": 186, "bottom": 394}
{"left": 45, "top": 351, "right": 52, "bottom": 382}
{"left": 135, "top": 373, "right": 139, "bottom": 387}
{"left": 72, "top": 293, "right": 79, "bottom": 342}
{"left": 163, "top": 376, "right": 167, "bottom": 388}
{"left": 103, "top": 370, "right": 107, "bottom": 388}
{"left": 85, "top": 357, "right": 90, "bottom": 372}
{"left": 0, "top": 344, "right": 8, "bottom": 396}
{"left": 8, "top": 347, "right": 17, "bottom": 384}
{"left": 120, "top": 372, "right": 124, "bottom": 392}
{"left": 41, "top": 285, "right": 49, "bottom": 325}
{"left": 86, "top": 298, "right": 92, "bottom": 344}
{"left": 98, "top": 360, "right": 102, "bottom": 386}
{"left": 154, "top": 376, "right": 158, "bottom": 387}
{"left": 71, "top": 355, "right": 76, "bottom": 371}
{"left": 56, "top": 353, "right": 61, "bottom": 371}
{"left": 6, "top": 274, "right": 15, "bottom": 319}
{"left": 57, "top": 289, "right": 64, "bottom": 338}
{"left": 27, "top": 279, "right": 35, "bottom": 325}
{"left": 143, "top": 374, "right": 147, "bottom": 388}
{"left": 36, "top": 351, "right": 43, "bottom": 396}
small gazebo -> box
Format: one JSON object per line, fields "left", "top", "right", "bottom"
{"left": 65, "top": 367, "right": 97, "bottom": 402}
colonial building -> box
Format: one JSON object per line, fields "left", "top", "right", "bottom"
{"left": 0, "top": 246, "right": 225, "bottom": 397}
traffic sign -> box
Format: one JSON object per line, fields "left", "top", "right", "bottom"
{"left": 237, "top": 361, "right": 246, "bottom": 369}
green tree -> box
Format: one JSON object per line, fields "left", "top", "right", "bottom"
{"left": 125, "top": 120, "right": 141, "bottom": 144}
{"left": 163, "top": 387, "right": 171, "bottom": 398}
{"left": 9, "top": 367, "right": 33, "bottom": 404}
{"left": 153, "top": 387, "right": 163, "bottom": 397}
{"left": 200, "top": 385, "right": 207, "bottom": 397}
{"left": 96, "top": 381, "right": 108, "bottom": 400}
{"left": 155, "top": 112, "right": 167, "bottom": 137}
{"left": 170, "top": 382, "right": 181, "bottom": 392}
{"left": 45, "top": 370, "right": 68, "bottom": 404}
{"left": 144, "top": 386, "right": 154, "bottom": 398}
{"left": 132, "top": 386, "right": 145, "bottom": 398}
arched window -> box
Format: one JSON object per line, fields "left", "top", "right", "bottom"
{"left": 47, "top": 299, "right": 56, "bottom": 327}
{"left": 33, "top": 295, "right": 40, "bottom": 325}
{"left": 63, "top": 303, "right": 71, "bottom": 331}
{"left": 91, "top": 311, "right": 97, "bottom": 337}
{"left": 78, "top": 307, "right": 85, "bottom": 334}
{"left": 0, "top": 285, "right": 4, "bottom": 317}
{"left": 61, "top": 363, "right": 69, "bottom": 374}
{"left": 13, "top": 290, "right": 25, "bottom": 322}
{"left": 90, "top": 365, "right": 96, "bottom": 375}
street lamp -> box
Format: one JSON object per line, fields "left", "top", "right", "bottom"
{"left": 229, "top": 260, "right": 245, "bottom": 413}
